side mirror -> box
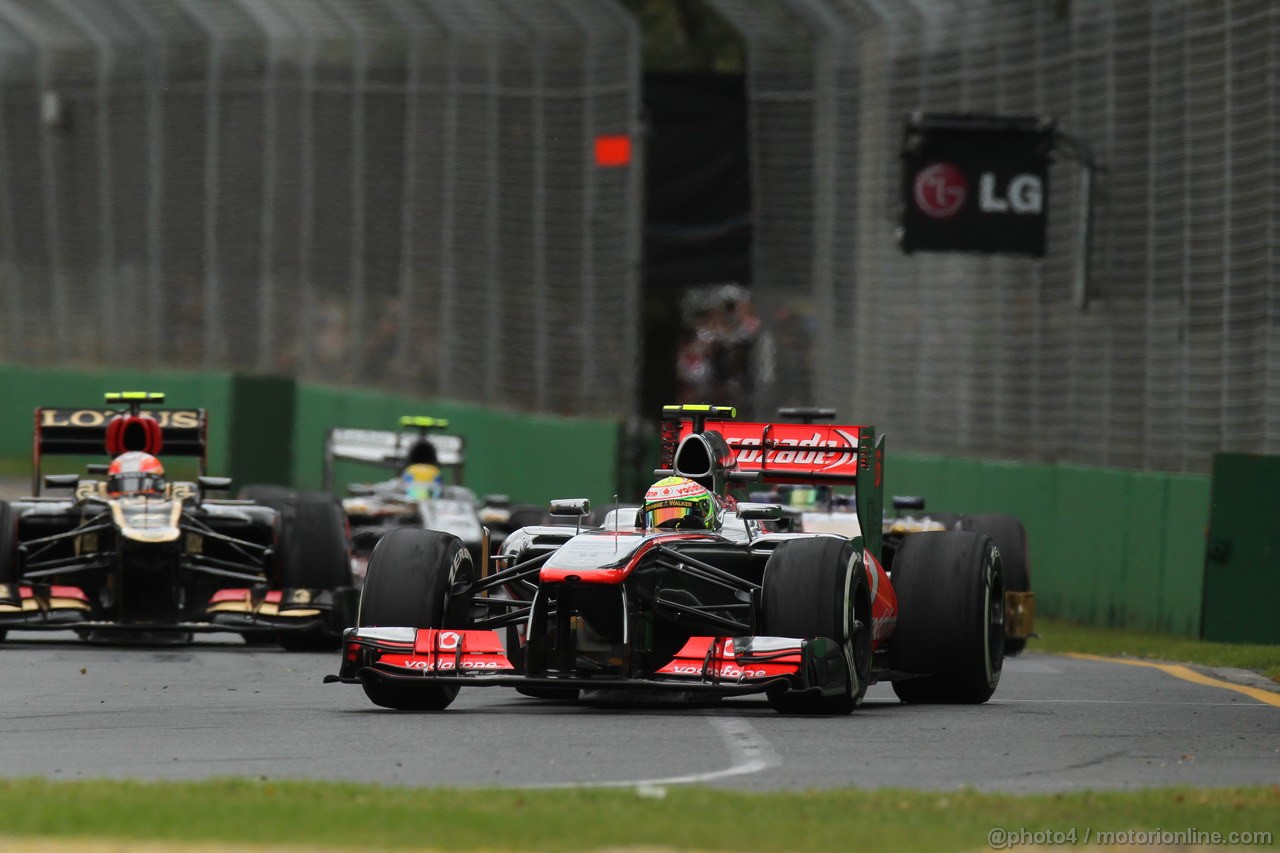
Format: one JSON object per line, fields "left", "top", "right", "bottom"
{"left": 480, "top": 493, "right": 511, "bottom": 508}
{"left": 736, "top": 503, "right": 784, "bottom": 521}
{"left": 548, "top": 498, "right": 591, "bottom": 518}
{"left": 548, "top": 498, "right": 590, "bottom": 534}
{"left": 44, "top": 474, "right": 80, "bottom": 490}
{"left": 892, "top": 496, "right": 926, "bottom": 511}
{"left": 197, "top": 476, "right": 233, "bottom": 491}
{"left": 347, "top": 483, "right": 375, "bottom": 497}
{"left": 86, "top": 463, "right": 110, "bottom": 475}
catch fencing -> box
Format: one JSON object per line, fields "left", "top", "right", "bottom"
{"left": 0, "top": 0, "right": 1275, "bottom": 475}
{"left": 710, "top": 0, "right": 1279, "bottom": 473}
{"left": 0, "top": 0, "right": 640, "bottom": 418}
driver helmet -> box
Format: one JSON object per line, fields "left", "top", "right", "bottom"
{"left": 107, "top": 451, "right": 166, "bottom": 497}
{"left": 641, "top": 476, "right": 718, "bottom": 531}
{"left": 402, "top": 463, "right": 442, "bottom": 501}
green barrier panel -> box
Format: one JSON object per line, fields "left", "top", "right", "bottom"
{"left": 1163, "top": 475, "right": 1211, "bottom": 636}
{"left": 1201, "top": 453, "right": 1280, "bottom": 644}
{"left": 887, "top": 452, "right": 1210, "bottom": 636}
{"left": 226, "top": 374, "right": 296, "bottom": 488}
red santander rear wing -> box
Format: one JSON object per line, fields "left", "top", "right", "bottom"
{"left": 677, "top": 419, "right": 876, "bottom": 486}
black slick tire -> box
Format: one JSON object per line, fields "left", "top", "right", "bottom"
{"left": 358, "top": 529, "right": 475, "bottom": 710}
{"left": 888, "top": 531, "right": 1004, "bottom": 704}
{"left": 959, "top": 513, "right": 1030, "bottom": 655}
{"left": 275, "top": 492, "right": 354, "bottom": 651}
{"left": 761, "top": 536, "right": 872, "bottom": 715}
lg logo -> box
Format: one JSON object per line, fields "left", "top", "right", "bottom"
{"left": 979, "top": 173, "right": 1042, "bottom": 214}
{"left": 914, "top": 163, "right": 1043, "bottom": 217}
{"left": 913, "top": 162, "right": 967, "bottom": 219}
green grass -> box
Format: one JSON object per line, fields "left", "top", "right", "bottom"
{"left": 1032, "top": 617, "right": 1280, "bottom": 683}
{"left": 1, "top": 779, "right": 1276, "bottom": 852}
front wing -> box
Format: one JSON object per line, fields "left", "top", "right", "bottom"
{"left": 325, "top": 627, "right": 852, "bottom": 700}
{"left": 0, "top": 583, "right": 356, "bottom": 636}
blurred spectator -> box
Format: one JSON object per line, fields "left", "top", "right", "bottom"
{"left": 675, "top": 284, "right": 760, "bottom": 412}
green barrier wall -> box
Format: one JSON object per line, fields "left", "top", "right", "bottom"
{"left": 887, "top": 453, "right": 1211, "bottom": 636}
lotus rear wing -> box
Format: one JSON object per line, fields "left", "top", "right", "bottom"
{"left": 660, "top": 404, "right": 884, "bottom": 555}
{"left": 33, "top": 392, "right": 208, "bottom": 495}
{"left": 323, "top": 418, "right": 465, "bottom": 491}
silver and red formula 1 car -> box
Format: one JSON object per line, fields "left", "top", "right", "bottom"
{"left": 327, "top": 405, "right": 1005, "bottom": 713}
{"left": 0, "top": 392, "right": 355, "bottom": 647}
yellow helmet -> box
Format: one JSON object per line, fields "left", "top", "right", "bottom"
{"left": 642, "top": 476, "right": 717, "bottom": 530}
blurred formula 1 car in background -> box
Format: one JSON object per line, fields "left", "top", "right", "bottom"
{"left": 328, "top": 404, "right": 1008, "bottom": 713}
{"left": 321, "top": 416, "right": 514, "bottom": 580}
{"left": 0, "top": 392, "right": 354, "bottom": 647}
{"left": 747, "top": 407, "right": 1035, "bottom": 655}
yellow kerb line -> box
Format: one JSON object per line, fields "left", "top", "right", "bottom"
{"left": 1064, "top": 652, "right": 1280, "bottom": 708}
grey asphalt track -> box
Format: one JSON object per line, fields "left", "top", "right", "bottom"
{"left": 0, "top": 634, "right": 1275, "bottom": 792}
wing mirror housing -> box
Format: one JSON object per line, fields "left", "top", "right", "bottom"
{"left": 44, "top": 474, "right": 79, "bottom": 490}
{"left": 892, "top": 495, "right": 926, "bottom": 511}
{"left": 736, "top": 503, "right": 784, "bottom": 521}
{"left": 198, "top": 476, "right": 232, "bottom": 491}
{"left": 548, "top": 498, "right": 591, "bottom": 534}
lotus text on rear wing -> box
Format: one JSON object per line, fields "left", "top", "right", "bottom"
{"left": 726, "top": 430, "right": 858, "bottom": 470}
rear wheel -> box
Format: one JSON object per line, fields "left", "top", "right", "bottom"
{"left": 358, "top": 529, "right": 474, "bottom": 710}
{"left": 761, "top": 536, "right": 871, "bottom": 715}
{"left": 959, "top": 514, "right": 1030, "bottom": 655}
{"left": 889, "top": 531, "right": 1004, "bottom": 704}
{"left": 276, "top": 492, "right": 354, "bottom": 651}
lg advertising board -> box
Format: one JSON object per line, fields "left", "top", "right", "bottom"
{"left": 900, "top": 113, "right": 1055, "bottom": 258}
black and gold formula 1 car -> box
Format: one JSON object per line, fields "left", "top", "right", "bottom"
{"left": 0, "top": 392, "right": 355, "bottom": 647}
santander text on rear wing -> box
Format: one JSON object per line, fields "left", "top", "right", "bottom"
{"left": 660, "top": 404, "right": 885, "bottom": 554}
{"left": 661, "top": 406, "right": 881, "bottom": 488}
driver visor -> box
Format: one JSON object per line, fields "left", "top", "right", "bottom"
{"left": 644, "top": 499, "right": 701, "bottom": 528}
{"left": 108, "top": 473, "right": 164, "bottom": 494}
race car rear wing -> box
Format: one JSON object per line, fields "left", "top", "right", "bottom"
{"left": 33, "top": 392, "right": 208, "bottom": 495}
{"left": 659, "top": 404, "right": 884, "bottom": 555}
{"left": 323, "top": 417, "right": 466, "bottom": 491}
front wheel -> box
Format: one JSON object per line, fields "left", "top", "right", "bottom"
{"left": 888, "top": 531, "right": 1004, "bottom": 704}
{"left": 358, "top": 529, "right": 474, "bottom": 710}
{"left": 761, "top": 536, "right": 872, "bottom": 715}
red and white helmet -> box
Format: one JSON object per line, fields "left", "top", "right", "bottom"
{"left": 106, "top": 451, "right": 166, "bottom": 496}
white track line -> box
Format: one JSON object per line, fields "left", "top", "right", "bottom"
{"left": 536, "top": 715, "right": 779, "bottom": 790}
